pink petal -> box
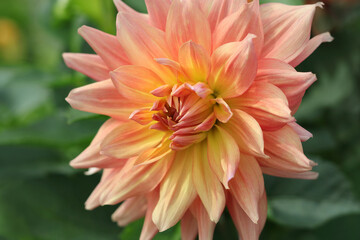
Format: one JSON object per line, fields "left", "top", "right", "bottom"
{"left": 221, "top": 109, "right": 266, "bottom": 158}
{"left": 179, "top": 41, "right": 211, "bottom": 83}
{"left": 166, "top": 0, "right": 211, "bottom": 57}
{"left": 227, "top": 191, "right": 267, "bottom": 240}
{"left": 145, "top": 0, "right": 171, "bottom": 31}
{"left": 66, "top": 80, "right": 140, "bottom": 120}
{"left": 129, "top": 109, "right": 154, "bottom": 125}
{"left": 207, "top": 125, "right": 240, "bottom": 189}
{"left": 288, "top": 122, "right": 313, "bottom": 142}
{"left": 140, "top": 189, "right": 160, "bottom": 240}
{"left": 261, "top": 167, "right": 318, "bottom": 180}
{"left": 289, "top": 32, "right": 334, "bottom": 67}
{"left": 209, "top": 34, "right": 258, "bottom": 98}
{"left": 228, "top": 82, "right": 294, "bottom": 131}
{"left": 213, "top": 97, "right": 233, "bottom": 123}
{"left": 113, "top": 0, "right": 149, "bottom": 22}
{"left": 190, "top": 198, "right": 216, "bottom": 240}
{"left": 70, "top": 119, "right": 127, "bottom": 169}
{"left": 213, "top": 0, "right": 263, "bottom": 56}
{"left": 229, "top": 154, "right": 265, "bottom": 224}
{"left": 112, "top": 196, "right": 147, "bottom": 226}
{"left": 78, "top": 26, "right": 129, "bottom": 69}
{"left": 152, "top": 148, "right": 197, "bottom": 232}
{"left": 192, "top": 141, "right": 226, "bottom": 222}
{"left": 181, "top": 211, "right": 198, "bottom": 240}
{"left": 63, "top": 53, "right": 109, "bottom": 81}
{"left": 260, "top": 2, "right": 324, "bottom": 63}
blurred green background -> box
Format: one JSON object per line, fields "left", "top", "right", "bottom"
{"left": 0, "top": 0, "right": 359, "bottom": 239}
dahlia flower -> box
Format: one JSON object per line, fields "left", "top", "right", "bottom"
{"left": 64, "top": 0, "right": 332, "bottom": 239}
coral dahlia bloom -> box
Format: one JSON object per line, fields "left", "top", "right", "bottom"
{"left": 64, "top": 0, "right": 333, "bottom": 239}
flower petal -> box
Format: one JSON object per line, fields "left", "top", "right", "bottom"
{"left": 209, "top": 34, "right": 258, "bottom": 98}
{"left": 288, "top": 122, "right": 313, "bottom": 142}
{"left": 78, "top": 26, "right": 129, "bottom": 69}
{"left": 110, "top": 65, "right": 164, "bottom": 104}
{"left": 113, "top": 0, "right": 149, "bottom": 21}
{"left": 140, "top": 189, "right": 160, "bottom": 240}
{"left": 213, "top": 97, "right": 233, "bottom": 123}
{"left": 259, "top": 125, "right": 317, "bottom": 172}
{"left": 181, "top": 211, "right": 198, "bottom": 240}
{"left": 112, "top": 196, "right": 147, "bottom": 226}
{"left": 229, "top": 154, "right": 265, "bottom": 223}
{"left": 66, "top": 80, "right": 140, "bottom": 120}
{"left": 178, "top": 41, "right": 211, "bottom": 83}
{"left": 260, "top": 2, "right": 323, "bottom": 63}
{"left": 190, "top": 198, "right": 216, "bottom": 240}
{"left": 145, "top": 0, "right": 171, "bottom": 31}
{"left": 261, "top": 167, "right": 318, "bottom": 180}
{"left": 70, "top": 119, "right": 127, "bottom": 169}
{"left": 289, "top": 32, "right": 334, "bottom": 67}
{"left": 207, "top": 125, "right": 240, "bottom": 189}
{"left": 192, "top": 141, "right": 225, "bottom": 222}
{"left": 227, "top": 191, "right": 267, "bottom": 240}
{"left": 152, "top": 148, "right": 197, "bottom": 232}
{"left": 116, "top": 12, "right": 175, "bottom": 83}
{"left": 63, "top": 53, "right": 109, "bottom": 81}
{"left": 228, "top": 82, "right": 294, "bottom": 131}
{"left": 166, "top": 0, "right": 211, "bottom": 57}
{"left": 221, "top": 109, "right": 266, "bottom": 158}
{"left": 213, "top": 0, "right": 263, "bottom": 55}
{"left": 101, "top": 121, "right": 165, "bottom": 159}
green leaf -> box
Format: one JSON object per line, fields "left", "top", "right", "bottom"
{"left": 266, "top": 158, "right": 360, "bottom": 228}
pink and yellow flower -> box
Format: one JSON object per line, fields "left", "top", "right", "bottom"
{"left": 64, "top": 0, "right": 332, "bottom": 239}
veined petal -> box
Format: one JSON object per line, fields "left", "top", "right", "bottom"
{"left": 227, "top": 82, "right": 294, "bottom": 131}
{"left": 190, "top": 198, "right": 216, "bottom": 240}
{"left": 145, "top": 0, "right": 171, "bottom": 31}
{"left": 207, "top": 125, "right": 240, "bottom": 189}
{"left": 228, "top": 191, "right": 267, "bottom": 240}
{"left": 229, "top": 154, "right": 265, "bottom": 223}
{"left": 113, "top": 0, "right": 149, "bottom": 21}
{"left": 181, "top": 211, "right": 198, "bottom": 240}
{"left": 259, "top": 125, "right": 317, "bottom": 172}
{"left": 179, "top": 41, "right": 211, "bottom": 83}
{"left": 63, "top": 53, "right": 109, "bottom": 81}
{"left": 213, "top": 97, "right": 233, "bottom": 123}
{"left": 256, "top": 59, "right": 317, "bottom": 113}
{"left": 110, "top": 65, "right": 164, "bottom": 104}
{"left": 140, "top": 189, "right": 160, "bottom": 240}
{"left": 221, "top": 109, "right": 266, "bottom": 158}
{"left": 66, "top": 80, "right": 140, "bottom": 120}
{"left": 78, "top": 26, "right": 129, "bottom": 69}
{"left": 209, "top": 35, "right": 258, "bottom": 98}
{"left": 261, "top": 167, "right": 318, "bottom": 180}
{"left": 192, "top": 141, "right": 225, "bottom": 222}
{"left": 152, "top": 148, "right": 197, "bottom": 232}
{"left": 213, "top": 0, "right": 263, "bottom": 56}
{"left": 70, "top": 119, "right": 127, "bottom": 169}
{"left": 116, "top": 12, "right": 175, "bottom": 83}
{"left": 260, "top": 2, "right": 324, "bottom": 63}
{"left": 101, "top": 121, "right": 165, "bottom": 159}
{"left": 134, "top": 138, "right": 172, "bottom": 166}
{"left": 289, "top": 32, "right": 334, "bottom": 67}
{"left": 166, "top": 0, "right": 211, "bottom": 57}
{"left": 112, "top": 196, "right": 147, "bottom": 226}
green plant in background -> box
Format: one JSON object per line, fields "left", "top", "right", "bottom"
{"left": 0, "top": 0, "right": 359, "bottom": 239}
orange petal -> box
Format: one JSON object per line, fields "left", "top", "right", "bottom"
{"left": 134, "top": 138, "right": 172, "bottom": 166}
{"left": 166, "top": 0, "right": 211, "bottom": 57}
{"left": 209, "top": 34, "right": 257, "bottom": 98}
{"left": 66, "top": 80, "right": 140, "bottom": 120}
{"left": 207, "top": 125, "right": 240, "bottom": 189}
{"left": 140, "top": 189, "right": 160, "bottom": 240}
{"left": 192, "top": 141, "right": 225, "bottom": 222}
{"left": 78, "top": 26, "right": 129, "bottom": 69}
{"left": 113, "top": 0, "right": 149, "bottom": 22}
{"left": 261, "top": 167, "right": 318, "bottom": 180}
{"left": 129, "top": 109, "right": 154, "bottom": 125}
{"left": 260, "top": 2, "right": 324, "bottom": 63}
{"left": 63, "top": 53, "right": 109, "bottom": 81}
{"left": 213, "top": 0, "right": 263, "bottom": 56}
{"left": 229, "top": 154, "right": 265, "bottom": 223}
{"left": 228, "top": 82, "right": 294, "bottom": 131}
{"left": 152, "top": 148, "right": 197, "bottom": 232}
{"left": 288, "top": 122, "right": 313, "bottom": 142}
{"left": 259, "top": 125, "right": 317, "bottom": 172}
{"left": 111, "top": 196, "right": 147, "bottom": 226}
{"left": 221, "top": 109, "right": 266, "bottom": 158}
{"left": 145, "top": 0, "right": 171, "bottom": 31}
{"left": 116, "top": 12, "right": 175, "bottom": 83}
{"left": 70, "top": 119, "right": 127, "bottom": 169}
{"left": 101, "top": 121, "right": 165, "bottom": 159}
{"left": 181, "top": 211, "right": 198, "bottom": 240}
{"left": 110, "top": 65, "right": 164, "bottom": 104}
{"left": 256, "top": 58, "right": 317, "bottom": 114}
{"left": 289, "top": 32, "right": 333, "bottom": 67}
{"left": 179, "top": 41, "right": 211, "bottom": 83}
{"left": 190, "top": 198, "right": 216, "bottom": 240}
{"left": 227, "top": 191, "right": 267, "bottom": 240}
{"left": 213, "top": 97, "right": 233, "bottom": 123}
